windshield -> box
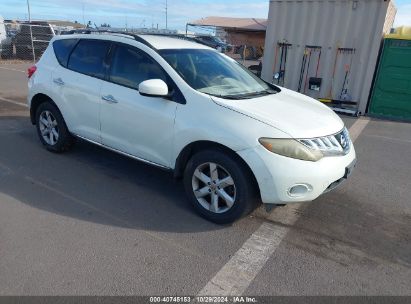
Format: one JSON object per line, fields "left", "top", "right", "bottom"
{"left": 159, "top": 49, "right": 279, "bottom": 99}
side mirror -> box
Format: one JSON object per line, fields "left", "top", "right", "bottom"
{"left": 139, "top": 79, "right": 169, "bottom": 98}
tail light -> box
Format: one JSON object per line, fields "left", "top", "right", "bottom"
{"left": 28, "top": 65, "right": 37, "bottom": 78}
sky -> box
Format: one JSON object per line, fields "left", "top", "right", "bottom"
{"left": 0, "top": 0, "right": 410, "bottom": 30}
{"left": 0, "top": 0, "right": 269, "bottom": 30}
{"left": 394, "top": 0, "right": 411, "bottom": 27}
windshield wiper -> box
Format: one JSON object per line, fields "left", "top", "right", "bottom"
{"left": 224, "top": 90, "right": 275, "bottom": 99}
{"left": 209, "top": 89, "right": 276, "bottom": 100}
{"left": 208, "top": 94, "right": 242, "bottom": 100}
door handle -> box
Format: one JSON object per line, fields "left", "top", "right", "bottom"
{"left": 53, "top": 78, "right": 65, "bottom": 86}
{"left": 101, "top": 95, "right": 118, "bottom": 104}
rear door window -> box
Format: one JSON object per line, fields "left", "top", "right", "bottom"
{"left": 53, "top": 39, "right": 78, "bottom": 67}
{"left": 68, "top": 39, "right": 111, "bottom": 79}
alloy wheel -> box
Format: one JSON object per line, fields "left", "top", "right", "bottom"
{"left": 38, "top": 110, "right": 59, "bottom": 145}
{"left": 191, "top": 162, "right": 236, "bottom": 213}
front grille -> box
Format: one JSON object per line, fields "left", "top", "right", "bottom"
{"left": 298, "top": 127, "right": 351, "bottom": 156}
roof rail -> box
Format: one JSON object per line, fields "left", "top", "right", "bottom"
{"left": 61, "top": 29, "right": 208, "bottom": 50}
{"left": 62, "top": 29, "right": 157, "bottom": 50}
{"left": 141, "top": 32, "right": 198, "bottom": 43}
{"left": 133, "top": 32, "right": 211, "bottom": 48}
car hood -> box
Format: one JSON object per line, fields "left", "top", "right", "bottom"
{"left": 211, "top": 87, "right": 344, "bottom": 139}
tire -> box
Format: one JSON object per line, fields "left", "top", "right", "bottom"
{"left": 239, "top": 45, "right": 256, "bottom": 60}
{"left": 35, "top": 102, "right": 74, "bottom": 153}
{"left": 0, "top": 45, "right": 13, "bottom": 59}
{"left": 183, "top": 149, "right": 258, "bottom": 224}
{"left": 15, "top": 45, "right": 31, "bottom": 60}
{"left": 255, "top": 46, "right": 264, "bottom": 59}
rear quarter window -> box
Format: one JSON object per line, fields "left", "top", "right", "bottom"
{"left": 53, "top": 39, "right": 78, "bottom": 67}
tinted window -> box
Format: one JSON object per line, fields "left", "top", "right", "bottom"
{"left": 53, "top": 39, "right": 78, "bottom": 67}
{"left": 68, "top": 39, "right": 111, "bottom": 79}
{"left": 109, "top": 45, "right": 167, "bottom": 90}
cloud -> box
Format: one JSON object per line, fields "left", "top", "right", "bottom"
{"left": 0, "top": 0, "right": 269, "bottom": 29}
{"left": 165, "top": 0, "right": 269, "bottom": 28}
{"left": 3, "top": 0, "right": 410, "bottom": 30}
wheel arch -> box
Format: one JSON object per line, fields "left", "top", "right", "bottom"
{"left": 174, "top": 140, "right": 261, "bottom": 198}
{"left": 30, "top": 93, "right": 59, "bottom": 125}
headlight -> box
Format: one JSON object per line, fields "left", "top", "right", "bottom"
{"left": 258, "top": 138, "right": 323, "bottom": 162}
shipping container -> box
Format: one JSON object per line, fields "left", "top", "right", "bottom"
{"left": 262, "top": 0, "right": 396, "bottom": 115}
{"left": 369, "top": 28, "right": 411, "bottom": 121}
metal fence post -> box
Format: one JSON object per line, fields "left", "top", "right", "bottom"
{"left": 27, "top": 0, "right": 36, "bottom": 62}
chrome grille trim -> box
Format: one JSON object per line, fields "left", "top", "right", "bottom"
{"left": 298, "top": 127, "right": 351, "bottom": 156}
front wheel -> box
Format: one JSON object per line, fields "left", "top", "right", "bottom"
{"left": 183, "top": 150, "right": 257, "bottom": 224}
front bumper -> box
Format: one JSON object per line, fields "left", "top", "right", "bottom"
{"left": 238, "top": 143, "right": 356, "bottom": 204}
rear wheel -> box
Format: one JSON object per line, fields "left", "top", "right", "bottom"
{"left": 183, "top": 149, "right": 257, "bottom": 224}
{"left": 35, "top": 102, "right": 74, "bottom": 153}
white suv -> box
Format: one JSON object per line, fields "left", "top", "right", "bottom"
{"left": 28, "top": 33, "right": 356, "bottom": 223}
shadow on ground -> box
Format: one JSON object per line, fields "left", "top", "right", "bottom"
{"left": 0, "top": 115, "right": 236, "bottom": 234}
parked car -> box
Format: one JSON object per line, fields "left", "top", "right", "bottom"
{"left": 194, "top": 35, "right": 232, "bottom": 52}
{"left": 27, "top": 33, "right": 356, "bottom": 223}
{"left": 0, "top": 16, "right": 13, "bottom": 59}
{"left": 14, "top": 21, "right": 55, "bottom": 60}
{"left": 60, "top": 29, "right": 96, "bottom": 35}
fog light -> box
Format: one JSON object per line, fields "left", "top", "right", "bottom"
{"left": 288, "top": 184, "right": 312, "bottom": 197}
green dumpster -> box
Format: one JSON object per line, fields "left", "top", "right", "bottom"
{"left": 369, "top": 27, "right": 411, "bottom": 121}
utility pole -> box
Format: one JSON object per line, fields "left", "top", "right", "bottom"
{"left": 82, "top": 2, "right": 85, "bottom": 26}
{"left": 165, "top": 0, "right": 168, "bottom": 29}
{"left": 26, "top": 0, "right": 36, "bottom": 62}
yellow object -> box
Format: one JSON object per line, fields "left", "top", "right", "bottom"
{"left": 385, "top": 26, "right": 411, "bottom": 40}
{"left": 318, "top": 98, "right": 332, "bottom": 103}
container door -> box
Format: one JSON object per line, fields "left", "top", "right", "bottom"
{"left": 369, "top": 39, "right": 411, "bottom": 120}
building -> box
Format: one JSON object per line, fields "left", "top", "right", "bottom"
{"left": 187, "top": 16, "right": 267, "bottom": 58}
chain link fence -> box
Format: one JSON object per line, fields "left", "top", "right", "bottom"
{"left": 0, "top": 20, "right": 263, "bottom": 79}
{"left": 226, "top": 45, "right": 264, "bottom": 77}
{"left": 0, "top": 21, "right": 55, "bottom": 63}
